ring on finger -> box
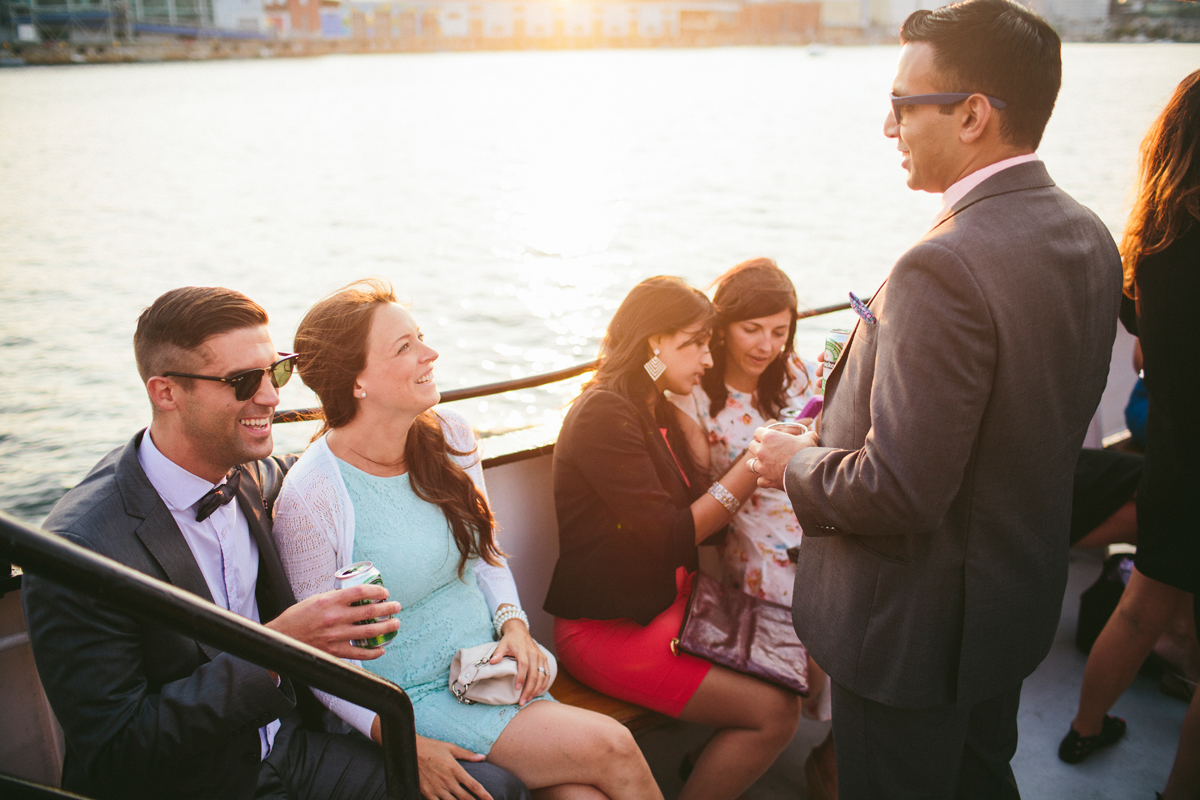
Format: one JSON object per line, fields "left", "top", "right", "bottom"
{"left": 748, "top": 457, "right": 758, "bottom": 475}
{"left": 538, "top": 667, "right": 549, "bottom": 674}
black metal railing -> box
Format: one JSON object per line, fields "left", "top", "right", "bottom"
{"left": 273, "top": 299, "right": 854, "bottom": 425}
{"left": 0, "top": 511, "right": 420, "bottom": 800}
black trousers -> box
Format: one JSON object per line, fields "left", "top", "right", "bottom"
{"left": 831, "top": 680, "right": 1023, "bottom": 800}
{"left": 256, "top": 713, "right": 530, "bottom": 800}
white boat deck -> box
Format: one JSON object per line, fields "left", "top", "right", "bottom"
{"left": 632, "top": 547, "right": 1186, "bottom": 800}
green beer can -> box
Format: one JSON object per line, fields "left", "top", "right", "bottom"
{"left": 334, "top": 561, "right": 397, "bottom": 648}
{"left": 821, "top": 328, "right": 851, "bottom": 393}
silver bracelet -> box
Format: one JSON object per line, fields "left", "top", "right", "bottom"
{"left": 708, "top": 481, "right": 740, "bottom": 515}
{"left": 493, "top": 605, "right": 529, "bottom": 638}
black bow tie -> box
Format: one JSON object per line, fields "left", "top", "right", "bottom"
{"left": 196, "top": 467, "right": 241, "bottom": 522}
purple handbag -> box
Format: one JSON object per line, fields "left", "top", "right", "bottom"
{"left": 671, "top": 571, "right": 809, "bottom": 696}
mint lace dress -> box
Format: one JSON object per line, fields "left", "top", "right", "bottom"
{"left": 339, "top": 460, "right": 547, "bottom": 755}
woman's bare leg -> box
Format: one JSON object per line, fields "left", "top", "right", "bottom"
{"left": 533, "top": 786, "right": 608, "bottom": 800}
{"left": 1163, "top": 688, "right": 1200, "bottom": 800}
{"left": 487, "top": 701, "right": 661, "bottom": 800}
{"left": 803, "top": 656, "right": 828, "bottom": 720}
{"left": 676, "top": 665, "right": 803, "bottom": 800}
{"left": 1073, "top": 567, "right": 1189, "bottom": 736}
{"left": 1073, "top": 500, "right": 1138, "bottom": 549}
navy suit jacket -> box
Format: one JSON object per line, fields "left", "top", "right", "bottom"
{"left": 22, "top": 430, "right": 300, "bottom": 800}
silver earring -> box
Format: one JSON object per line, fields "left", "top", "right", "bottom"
{"left": 644, "top": 349, "right": 666, "bottom": 381}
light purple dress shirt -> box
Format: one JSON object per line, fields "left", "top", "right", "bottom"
{"left": 138, "top": 431, "right": 281, "bottom": 759}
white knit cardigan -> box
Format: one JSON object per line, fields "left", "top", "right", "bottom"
{"left": 272, "top": 408, "right": 521, "bottom": 736}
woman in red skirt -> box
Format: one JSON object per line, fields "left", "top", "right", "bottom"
{"left": 543, "top": 276, "right": 803, "bottom": 800}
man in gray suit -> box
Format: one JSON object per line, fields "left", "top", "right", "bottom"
{"left": 22, "top": 287, "right": 527, "bottom": 800}
{"left": 749, "top": 1, "right": 1122, "bottom": 796}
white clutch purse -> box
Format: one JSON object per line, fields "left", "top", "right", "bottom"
{"left": 449, "top": 641, "right": 558, "bottom": 705}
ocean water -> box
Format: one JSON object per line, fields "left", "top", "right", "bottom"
{"left": 1, "top": 43, "right": 1197, "bottom": 522}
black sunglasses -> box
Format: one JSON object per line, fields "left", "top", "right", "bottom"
{"left": 890, "top": 92, "right": 1008, "bottom": 121}
{"left": 164, "top": 353, "right": 298, "bottom": 402}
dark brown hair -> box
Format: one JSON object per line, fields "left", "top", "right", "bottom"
{"left": 701, "top": 258, "right": 808, "bottom": 420}
{"left": 901, "top": 0, "right": 1061, "bottom": 150}
{"left": 1122, "top": 69, "right": 1200, "bottom": 297}
{"left": 134, "top": 286, "right": 269, "bottom": 384}
{"left": 295, "top": 279, "right": 501, "bottom": 576}
{"left": 588, "top": 276, "right": 715, "bottom": 490}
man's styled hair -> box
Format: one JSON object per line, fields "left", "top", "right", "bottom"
{"left": 901, "top": 0, "right": 1062, "bottom": 150}
{"left": 134, "top": 287, "right": 269, "bottom": 384}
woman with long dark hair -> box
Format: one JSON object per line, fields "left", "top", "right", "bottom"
{"left": 1060, "top": 69, "right": 1200, "bottom": 798}
{"left": 677, "top": 258, "right": 818, "bottom": 605}
{"left": 273, "top": 279, "right": 661, "bottom": 800}
{"left": 668, "top": 259, "right": 833, "bottom": 796}
{"left": 544, "top": 276, "right": 803, "bottom": 800}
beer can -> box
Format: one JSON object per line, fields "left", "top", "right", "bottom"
{"left": 334, "top": 561, "right": 397, "bottom": 648}
{"left": 821, "top": 328, "right": 851, "bottom": 393}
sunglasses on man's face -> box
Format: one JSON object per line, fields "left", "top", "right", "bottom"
{"left": 163, "top": 353, "right": 298, "bottom": 402}
{"left": 889, "top": 92, "right": 1008, "bottom": 122}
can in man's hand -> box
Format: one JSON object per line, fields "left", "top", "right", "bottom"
{"left": 334, "top": 561, "right": 398, "bottom": 648}
{"left": 821, "top": 328, "right": 851, "bottom": 393}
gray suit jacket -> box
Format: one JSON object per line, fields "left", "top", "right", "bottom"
{"left": 22, "top": 430, "right": 300, "bottom": 800}
{"left": 786, "top": 162, "right": 1121, "bottom": 709}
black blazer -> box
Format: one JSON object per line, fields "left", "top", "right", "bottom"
{"left": 543, "top": 387, "right": 698, "bottom": 626}
{"left": 21, "top": 430, "right": 300, "bottom": 800}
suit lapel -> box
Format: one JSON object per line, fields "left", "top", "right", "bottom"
{"left": 237, "top": 476, "right": 297, "bottom": 622}
{"left": 641, "top": 410, "right": 691, "bottom": 502}
{"left": 119, "top": 430, "right": 221, "bottom": 661}
{"left": 825, "top": 279, "right": 887, "bottom": 401}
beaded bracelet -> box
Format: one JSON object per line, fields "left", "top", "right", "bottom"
{"left": 708, "top": 481, "right": 740, "bottom": 515}
{"left": 493, "top": 605, "right": 530, "bottom": 638}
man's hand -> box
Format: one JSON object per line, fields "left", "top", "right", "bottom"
{"left": 490, "top": 609, "right": 550, "bottom": 706}
{"left": 416, "top": 736, "right": 492, "bottom": 800}
{"left": 369, "top": 719, "right": 492, "bottom": 800}
{"left": 749, "top": 426, "right": 818, "bottom": 490}
{"left": 266, "top": 585, "right": 400, "bottom": 660}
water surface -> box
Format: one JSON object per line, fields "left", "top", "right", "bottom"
{"left": 2, "top": 43, "right": 1196, "bottom": 521}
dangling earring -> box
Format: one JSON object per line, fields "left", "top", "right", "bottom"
{"left": 644, "top": 349, "right": 666, "bottom": 381}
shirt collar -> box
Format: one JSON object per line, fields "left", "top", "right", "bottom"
{"left": 937, "top": 152, "right": 1040, "bottom": 222}
{"left": 138, "top": 429, "right": 230, "bottom": 515}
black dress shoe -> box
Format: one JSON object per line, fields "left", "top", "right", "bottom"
{"left": 1058, "top": 715, "right": 1127, "bottom": 764}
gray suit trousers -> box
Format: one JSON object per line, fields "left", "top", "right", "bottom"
{"left": 831, "top": 681, "right": 1022, "bottom": 800}
{"left": 256, "top": 712, "right": 530, "bottom": 800}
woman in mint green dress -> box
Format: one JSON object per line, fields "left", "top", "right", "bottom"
{"left": 273, "top": 279, "right": 661, "bottom": 800}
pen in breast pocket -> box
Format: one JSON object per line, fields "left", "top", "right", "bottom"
{"left": 849, "top": 291, "right": 877, "bottom": 325}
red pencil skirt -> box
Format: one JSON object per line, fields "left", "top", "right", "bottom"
{"left": 553, "top": 567, "right": 713, "bottom": 717}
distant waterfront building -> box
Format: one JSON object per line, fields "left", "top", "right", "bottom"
{"left": 214, "top": 0, "right": 266, "bottom": 31}
{"left": 820, "top": 0, "right": 1109, "bottom": 38}
{"left": 312, "top": 0, "right": 803, "bottom": 43}
{"left": 265, "top": 0, "right": 321, "bottom": 36}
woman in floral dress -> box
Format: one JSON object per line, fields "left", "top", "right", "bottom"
{"left": 672, "top": 258, "right": 818, "bottom": 606}
{"left": 671, "top": 258, "right": 836, "bottom": 799}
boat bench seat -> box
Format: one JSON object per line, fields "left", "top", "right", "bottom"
{"left": 551, "top": 667, "right": 667, "bottom": 732}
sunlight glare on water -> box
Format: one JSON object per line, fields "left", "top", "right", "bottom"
{"left": 1, "top": 43, "right": 1197, "bottom": 521}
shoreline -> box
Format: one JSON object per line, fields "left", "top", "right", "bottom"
{"left": 3, "top": 21, "right": 1195, "bottom": 67}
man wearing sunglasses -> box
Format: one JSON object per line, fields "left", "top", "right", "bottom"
{"left": 750, "top": 0, "right": 1123, "bottom": 797}
{"left": 22, "top": 287, "right": 528, "bottom": 800}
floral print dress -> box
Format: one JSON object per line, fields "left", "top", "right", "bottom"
{"left": 672, "top": 356, "right": 819, "bottom": 605}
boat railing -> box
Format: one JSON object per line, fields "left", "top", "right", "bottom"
{"left": 272, "top": 299, "right": 854, "bottom": 426}
{"left": 0, "top": 510, "right": 420, "bottom": 800}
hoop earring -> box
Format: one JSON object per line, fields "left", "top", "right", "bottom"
{"left": 644, "top": 349, "right": 666, "bottom": 381}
